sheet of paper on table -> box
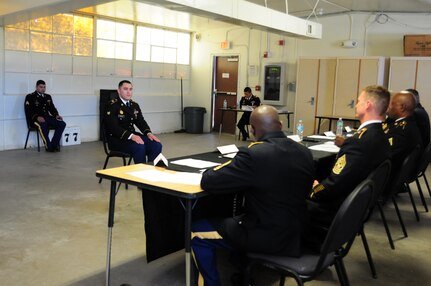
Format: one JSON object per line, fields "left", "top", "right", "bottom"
{"left": 127, "top": 169, "right": 202, "bottom": 185}
{"left": 170, "top": 158, "right": 221, "bottom": 169}
{"left": 287, "top": 134, "right": 301, "bottom": 142}
{"left": 308, "top": 142, "right": 340, "bottom": 153}
{"left": 217, "top": 144, "right": 239, "bottom": 154}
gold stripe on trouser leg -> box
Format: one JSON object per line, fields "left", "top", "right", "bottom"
{"left": 190, "top": 231, "right": 224, "bottom": 286}
{"left": 34, "top": 122, "right": 48, "bottom": 148}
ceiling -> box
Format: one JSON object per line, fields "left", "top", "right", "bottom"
{"left": 1, "top": 0, "right": 431, "bottom": 30}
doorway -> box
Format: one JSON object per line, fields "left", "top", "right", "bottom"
{"left": 211, "top": 55, "right": 239, "bottom": 134}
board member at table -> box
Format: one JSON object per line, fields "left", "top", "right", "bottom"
{"left": 309, "top": 85, "right": 391, "bottom": 225}
{"left": 191, "top": 105, "right": 315, "bottom": 286}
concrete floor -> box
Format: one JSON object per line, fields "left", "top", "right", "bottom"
{"left": 0, "top": 132, "right": 430, "bottom": 286}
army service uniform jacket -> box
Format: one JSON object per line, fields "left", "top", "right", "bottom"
{"left": 24, "top": 91, "right": 60, "bottom": 127}
{"left": 384, "top": 116, "right": 422, "bottom": 172}
{"left": 201, "top": 131, "right": 315, "bottom": 257}
{"left": 310, "top": 122, "right": 390, "bottom": 209}
{"left": 105, "top": 96, "right": 152, "bottom": 151}
{"left": 239, "top": 95, "right": 261, "bottom": 109}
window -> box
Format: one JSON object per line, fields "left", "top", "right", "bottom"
{"left": 96, "top": 19, "right": 134, "bottom": 60}
{"left": 136, "top": 26, "right": 190, "bottom": 64}
{"left": 5, "top": 14, "right": 93, "bottom": 56}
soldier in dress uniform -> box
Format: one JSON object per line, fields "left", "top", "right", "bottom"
{"left": 191, "top": 105, "right": 315, "bottom": 286}
{"left": 237, "top": 87, "right": 261, "bottom": 141}
{"left": 24, "top": 80, "right": 66, "bottom": 152}
{"left": 105, "top": 80, "right": 162, "bottom": 164}
{"left": 308, "top": 85, "right": 391, "bottom": 225}
{"left": 384, "top": 91, "right": 422, "bottom": 173}
{"left": 405, "top": 88, "right": 430, "bottom": 147}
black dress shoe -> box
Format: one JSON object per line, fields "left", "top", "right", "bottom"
{"left": 45, "top": 147, "right": 55, "bottom": 152}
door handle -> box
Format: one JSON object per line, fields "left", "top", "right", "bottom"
{"left": 347, "top": 99, "right": 355, "bottom": 108}
{"left": 307, "top": 97, "right": 315, "bottom": 106}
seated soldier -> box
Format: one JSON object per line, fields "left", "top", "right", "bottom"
{"left": 105, "top": 80, "right": 162, "bottom": 164}
{"left": 191, "top": 105, "right": 315, "bottom": 286}
{"left": 405, "top": 88, "right": 430, "bottom": 147}
{"left": 25, "top": 80, "right": 66, "bottom": 152}
{"left": 237, "top": 87, "right": 261, "bottom": 141}
{"left": 309, "top": 85, "right": 391, "bottom": 226}
{"left": 384, "top": 91, "right": 422, "bottom": 175}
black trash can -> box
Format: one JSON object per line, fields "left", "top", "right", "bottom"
{"left": 184, "top": 107, "right": 206, "bottom": 134}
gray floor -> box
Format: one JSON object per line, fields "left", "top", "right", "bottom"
{"left": 1, "top": 132, "right": 430, "bottom": 286}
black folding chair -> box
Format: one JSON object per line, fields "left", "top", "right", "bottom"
{"left": 378, "top": 145, "right": 422, "bottom": 250}
{"left": 98, "top": 122, "right": 133, "bottom": 188}
{"left": 243, "top": 179, "right": 374, "bottom": 286}
{"left": 414, "top": 142, "right": 431, "bottom": 210}
{"left": 359, "top": 159, "right": 391, "bottom": 278}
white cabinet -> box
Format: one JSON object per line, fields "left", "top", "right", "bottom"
{"left": 295, "top": 57, "right": 386, "bottom": 134}
{"left": 294, "top": 58, "right": 336, "bottom": 135}
{"left": 389, "top": 57, "right": 431, "bottom": 115}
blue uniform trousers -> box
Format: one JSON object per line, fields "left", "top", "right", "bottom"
{"left": 191, "top": 219, "right": 234, "bottom": 286}
{"left": 34, "top": 116, "right": 66, "bottom": 150}
{"left": 118, "top": 134, "right": 162, "bottom": 164}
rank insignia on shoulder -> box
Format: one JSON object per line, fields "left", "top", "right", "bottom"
{"left": 248, "top": 141, "right": 263, "bottom": 148}
{"left": 214, "top": 160, "right": 232, "bottom": 171}
{"left": 357, "top": 127, "right": 367, "bottom": 139}
{"left": 25, "top": 101, "right": 29, "bottom": 105}
{"left": 332, "top": 154, "right": 346, "bottom": 175}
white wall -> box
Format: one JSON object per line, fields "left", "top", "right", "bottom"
{"left": 188, "top": 12, "right": 431, "bottom": 131}
{"left": 0, "top": 34, "right": 189, "bottom": 150}
{"left": 1, "top": 12, "right": 429, "bottom": 150}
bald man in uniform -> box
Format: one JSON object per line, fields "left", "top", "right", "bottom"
{"left": 309, "top": 85, "right": 391, "bottom": 225}
{"left": 385, "top": 91, "right": 422, "bottom": 173}
{"left": 191, "top": 105, "right": 315, "bottom": 286}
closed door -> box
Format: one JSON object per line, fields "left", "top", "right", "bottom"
{"left": 315, "top": 58, "right": 337, "bottom": 132}
{"left": 212, "top": 56, "right": 239, "bottom": 134}
{"left": 388, "top": 58, "right": 417, "bottom": 92}
{"left": 295, "top": 58, "right": 319, "bottom": 135}
{"left": 333, "top": 59, "right": 360, "bottom": 117}
{"left": 416, "top": 59, "right": 431, "bottom": 115}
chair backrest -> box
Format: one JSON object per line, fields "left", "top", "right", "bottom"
{"left": 367, "top": 159, "right": 392, "bottom": 206}
{"left": 316, "top": 179, "right": 373, "bottom": 271}
{"left": 417, "top": 142, "right": 431, "bottom": 175}
{"left": 384, "top": 145, "right": 421, "bottom": 200}
{"left": 24, "top": 95, "right": 34, "bottom": 129}
{"left": 100, "top": 120, "right": 111, "bottom": 156}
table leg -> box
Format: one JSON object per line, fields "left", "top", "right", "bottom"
{"left": 287, "top": 113, "right": 291, "bottom": 129}
{"left": 106, "top": 180, "right": 117, "bottom": 286}
{"left": 185, "top": 200, "right": 192, "bottom": 286}
{"left": 317, "top": 118, "right": 322, "bottom": 134}
{"left": 185, "top": 199, "right": 192, "bottom": 286}
{"left": 219, "top": 110, "right": 225, "bottom": 141}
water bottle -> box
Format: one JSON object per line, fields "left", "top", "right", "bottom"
{"left": 336, "top": 118, "right": 344, "bottom": 136}
{"left": 223, "top": 99, "right": 228, "bottom": 109}
{"left": 296, "top": 119, "right": 304, "bottom": 141}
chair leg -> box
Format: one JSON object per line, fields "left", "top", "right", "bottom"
{"left": 242, "top": 262, "right": 252, "bottom": 286}
{"left": 377, "top": 202, "right": 395, "bottom": 250}
{"left": 392, "top": 197, "right": 408, "bottom": 238}
{"left": 99, "top": 156, "right": 110, "bottom": 183}
{"left": 334, "top": 258, "right": 350, "bottom": 286}
{"left": 415, "top": 179, "right": 429, "bottom": 212}
{"left": 422, "top": 173, "right": 431, "bottom": 197}
{"left": 24, "top": 130, "right": 31, "bottom": 149}
{"left": 360, "top": 229, "right": 377, "bottom": 278}
{"left": 406, "top": 184, "right": 420, "bottom": 221}
{"left": 36, "top": 131, "right": 40, "bottom": 152}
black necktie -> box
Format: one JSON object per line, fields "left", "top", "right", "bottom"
{"left": 126, "top": 101, "right": 130, "bottom": 107}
